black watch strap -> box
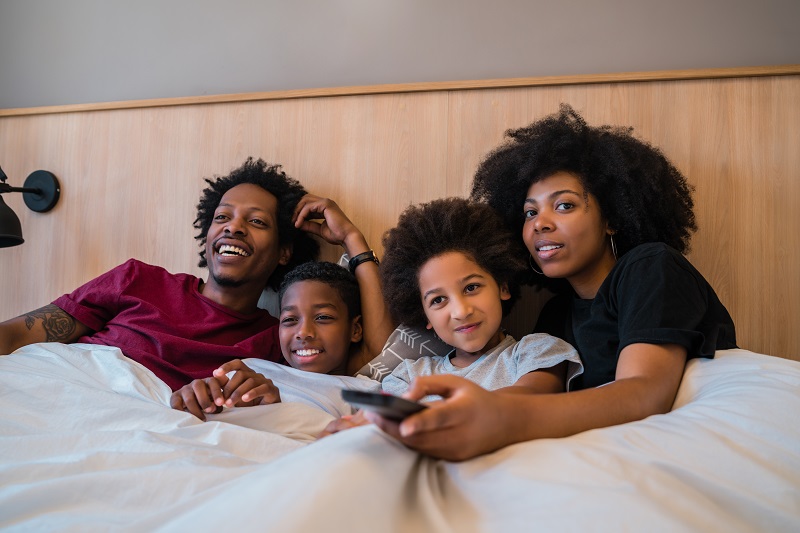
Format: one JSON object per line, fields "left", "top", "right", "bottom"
{"left": 348, "top": 250, "right": 379, "bottom": 274}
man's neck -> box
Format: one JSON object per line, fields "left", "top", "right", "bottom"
{"left": 199, "top": 280, "right": 262, "bottom": 315}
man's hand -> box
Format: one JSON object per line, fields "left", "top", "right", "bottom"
{"left": 293, "top": 194, "right": 366, "bottom": 255}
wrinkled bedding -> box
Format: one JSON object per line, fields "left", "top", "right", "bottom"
{"left": 1, "top": 343, "right": 798, "bottom": 532}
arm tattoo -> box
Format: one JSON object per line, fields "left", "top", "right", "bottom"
{"left": 23, "top": 304, "right": 78, "bottom": 342}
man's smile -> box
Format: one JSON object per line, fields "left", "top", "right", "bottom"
{"left": 217, "top": 244, "right": 251, "bottom": 257}
{"left": 212, "top": 237, "right": 254, "bottom": 259}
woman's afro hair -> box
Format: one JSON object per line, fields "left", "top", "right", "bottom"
{"left": 471, "top": 104, "right": 696, "bottom": 261}
{"left": 278, "top": 261, "right": 361, "bottom": 320}
{"left": 380, "top": 197, "right": 528, "bottom": 328}
{"left": 194, "top": 157, "right": 320, "bottom": 290}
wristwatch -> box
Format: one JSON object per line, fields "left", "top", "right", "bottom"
{"left": 348, "top": 250, "right": 380, "bottom": 274}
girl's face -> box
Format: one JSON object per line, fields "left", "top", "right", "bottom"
{"left": 417, "top": 251, "right": 510, "bottom": 361}
{"left": 522, "top": 172, "right": 616, "bottom": 299}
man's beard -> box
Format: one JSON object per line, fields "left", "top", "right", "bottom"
{"left": 210, "top": 271, "right": 246, "bottom": 288}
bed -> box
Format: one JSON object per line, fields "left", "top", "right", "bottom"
{"left": 1, "top": 341, "right": 798, "bottom": 532}
{"left": 2, "top": 66, "right": 799, "bottom": 532}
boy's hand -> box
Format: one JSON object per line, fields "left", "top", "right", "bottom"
{"left": 170, "top": 360, "right": 281, "bottom": 421}
{"left": 170, "top": 377, "right": 227, "bottom": 421}
{"left": 213, "top": 359, "right": 282, "bottom": 408}
{"left": 317, "top": 410, "right": 369, "bottom": 438}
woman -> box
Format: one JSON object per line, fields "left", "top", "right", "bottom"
{"left": 366, "top": 105, "right": 737, "bottom": 461}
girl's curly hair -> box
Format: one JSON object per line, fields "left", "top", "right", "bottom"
{"left": 380, "top": 197, "right": 528, "bottom": 328}
{"left": 471, "top": 104, "right": 696, "bottom": 269}
{"left": 194, "top": 157, "right": 319, "bottom": 290}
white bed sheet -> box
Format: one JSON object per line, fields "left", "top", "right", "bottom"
{"left": 1, "top": 343, "right": 798, "bottom": 532}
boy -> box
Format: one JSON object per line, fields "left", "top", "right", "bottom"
{"left": 171, "top": 261, "right": 372, "bottom": 420}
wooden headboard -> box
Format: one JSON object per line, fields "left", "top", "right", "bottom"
{"left": 1, "top": 66, "right": 798, "bottom": 360}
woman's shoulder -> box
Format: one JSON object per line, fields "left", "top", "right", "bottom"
{"left": 608, "top": 242, "right": 708, "bottom": 297}
{"left": 619, "top": 242, "right": 685, "bottom": 264}
{"left": 614, "top": 242, "right": 698, "bottom": 277}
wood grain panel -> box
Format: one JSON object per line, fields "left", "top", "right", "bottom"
{"left": 1, "top": 74, "right": 797, "bottom": 359}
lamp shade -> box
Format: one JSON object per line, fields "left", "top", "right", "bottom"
{"left": 0, "top": 195, "right": 25, "bottom": 248}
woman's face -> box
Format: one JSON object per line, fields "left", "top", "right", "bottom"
{"left": 522, "top": 172, "right": 616, "bottom": 298}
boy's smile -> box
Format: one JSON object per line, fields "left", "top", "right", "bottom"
{"left": 418, "top": 251, "right": 510, "bottom": 366}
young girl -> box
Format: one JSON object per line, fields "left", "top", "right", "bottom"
{"left": 321, "top": 198, "right": 581, "bottom": 436}
{"left": 379, "top": 198, "right": 580, "bottom": 396}
{"left": 367, "top": 105, "right": 737, "bottom": 461}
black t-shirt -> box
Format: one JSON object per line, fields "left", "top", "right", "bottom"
{"left": 534, "top": 242, "right": 737, "bottom": 390}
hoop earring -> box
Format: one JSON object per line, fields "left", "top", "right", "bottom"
{"left": 610, "top": 234, "right": 618, "bottom": 260}
{"left": 529, "top": 255, "right": 543, "bottom": 275}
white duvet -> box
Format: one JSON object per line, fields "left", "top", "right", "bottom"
{"left": 1, "top": 343, "right": 798, "bottom": 532}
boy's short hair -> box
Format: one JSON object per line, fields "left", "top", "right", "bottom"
{"left": 380, "top": 197, "right": 528, "bottom": 328}
{"left": 194, "top": 157, "right": 320, "bottom": 290}
{"left": 278, "top": 261, "right": 361, "bottom": 319}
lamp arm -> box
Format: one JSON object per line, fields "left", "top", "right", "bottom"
{"left": 0, "top": 186, "right": 44, "bottom": 195}
{"left": 0, "top": 170, "right": 60, "bottom": 212}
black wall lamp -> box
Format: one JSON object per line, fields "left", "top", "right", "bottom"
{"left": 0, "top": 165, "right": 61, "bottom": 248}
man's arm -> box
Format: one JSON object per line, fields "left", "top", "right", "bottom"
{"left": 293, "top": 195, "right": 397, "bottom": 374}
{"left": 0, "top": 304, "right": 91, "bottom": 354}
{"left": 343, "top": 246, "right": 395, "bottom": 374}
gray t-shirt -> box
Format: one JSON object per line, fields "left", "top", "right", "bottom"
{"left": 381, "top": 333, "right": 583, "bottom": 398}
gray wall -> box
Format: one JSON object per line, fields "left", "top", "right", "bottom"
{"left": 1, "top": 0, "right": 798, "bottom": 109}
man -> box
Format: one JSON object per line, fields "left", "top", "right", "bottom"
{"left": 0, "top": 158, "right": 392, "bottom": 389}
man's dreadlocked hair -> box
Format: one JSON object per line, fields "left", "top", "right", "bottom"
{"left": 194, "top": 157, "right": 319, "bottom": 290}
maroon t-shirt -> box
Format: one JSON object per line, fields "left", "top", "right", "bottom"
{"left": 53, "top": 259, "right": 282, "bottom": 390}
